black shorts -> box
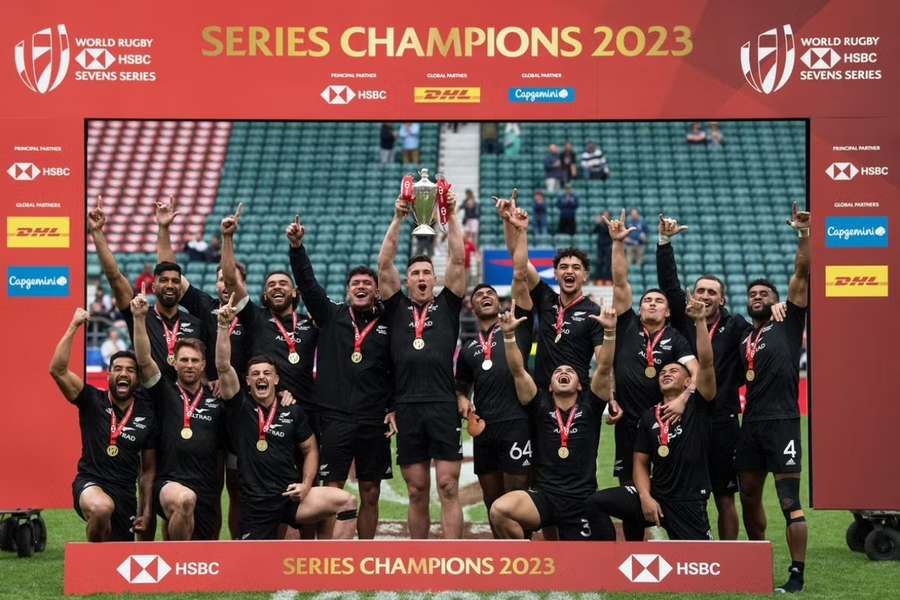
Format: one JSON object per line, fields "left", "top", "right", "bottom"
{"left": 527, "top": 489, "right": 598, "bottom": 541}
{"left": 659, "top": 497, "right": 712, "bottom": 540}
{"left": 613, "top": 418, "right": 639, "bottom": 482}
{"left": 153, "top": 479, "right": 221, "bottom": 540}
{"left": 735, "top": 417, "right": 802, "bottom": 475}
{"left": 396, "top": 402, "right": 462, "bottom": 465}
{"left": 72, "top": 476, "right": 136, "bottom": 542}
{"left": 239, "top": 496, "right": 300, "bottom": 540}
{"left": 709, "top": 416, "right": 740, "bottom": 495}
{"left": 473, "top": 419, "right": 531, "bottom": 476}
{"left": 318, "top": 418, "right": 393, "bottom": 483}
{"left": 587, "top": 486, "right": 712, "bottom": 541}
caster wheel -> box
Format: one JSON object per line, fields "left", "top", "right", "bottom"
{"left": 847, "top": 519, "right": 873, "bottom": 553}
{"left": 15, "top": 522, "right": 34, "bottom": 558}
{"left": 864, "top": 527, "right": 900, "bottom": 561}
{"left": 0, "top": 518, "right": 17, "bottom": 552}
{"left": 32, "top": 516, "right": 47, "bottom": 553}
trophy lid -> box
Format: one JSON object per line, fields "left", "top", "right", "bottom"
{"left": 418, "top": 168, "right": 431, "bottom": 181}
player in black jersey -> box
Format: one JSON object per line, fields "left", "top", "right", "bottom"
{"left": 736, "top": 203, "right": 810, "bottom": 594}
{"left": 51, "top": 308, "right": 157, "bottom": 542}
{"left": 605, "top": 209, "right": 697, "bottom": 490}
{"left": 286, "top": 214, "right": 395, "bottom": 539}
{"left": 154, "top": 197, "right": 249, "bottom": 538}
{"left": 489, "top": 299, "right": 617, "bottom": 541}
{"left": 586, "top": 293, "right": 717, "bottom": 541}
{"left": 215, "top": 301, "right": 358, "bottom": 540}
{"left": 131, "top": 289, "right": 225, "bottom": 541}
{"left": 378, "top": 191, "right": 466, "bottom": 539}
{"left": 455, "top": 284, "right": 532, "bottom": 534}
{"left": 89, "top": 195, "right": 206, "bottom": 384}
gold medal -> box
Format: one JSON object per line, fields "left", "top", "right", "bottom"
{"left": 645, "top": 366, "right": 657, "bottom": 378}
{"left": 554, "top": 333, "right": 562, "bottom": 343}
{"left": 106, "top": 445, "right": 119, "bottom": 457}
{"left": 351, "top": 351, "right": 363, "bottom": 364}
{"left": 256, "top": 439, "right": 268, "bottom": 452}
{"left": 413, "top": 338, "right": 425, "bottom": 350}
{"left": 288, "top": 351, "right": 300, "bottom": 364}
{"left": 657, "top": 445, "right": 670, "bottom": 458}
{"left": 481, "top": 360, "right": 493, "bottom": 371}
{"left": 558, "top": 446, "right": 570, "bottom": 459}
{"left": 745, "top": 368, "right": 755, "bottom": 382}
{"left": 166, "top": 354, "right": 176, "bottom": 366}
{"left": 181, "top": 427, "right": 193, "bottom": 440}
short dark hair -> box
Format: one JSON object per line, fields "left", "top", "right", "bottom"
{"left": 261, "top": 270, "right": 299, "bottom": 309}
{"left": 694, "top": 274, "right": 727, "bottom": 297}
{"left": 553, "top": 247, "right": 590, "bottom": 271}
{"left": 747, "top": 278, "right": 780, "bottom": 300}
{"left": 346, "top": 265, "right": 378, "bottom": 287}
{"left": 217, "top": 261, "right": 248, "bottom": 282}
{"left": 174, "top": 337, "right": 207, "bottom": 358}
{"left": 246, "top": 354, "right": 279, "bottom": 375}
{"left": 640, "top": 287, "right": 668, "bottom": 303}
{"left": 660, "top": 361, "right": 691, "bottom": 377}
{"left": 109, "top": 350, "right": 139, "bottom": 373}
{"left": 470, "top": 283, "right": 498, "bottom": 300}
{"left": 154, "top": 262, "right": 182, "bottom": 276}
{"left": 406, "top": 254, "right": 434, "bottom": 270}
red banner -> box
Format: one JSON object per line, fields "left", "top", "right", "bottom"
{"left": 64, "top": 540, "right": 773, "bottom": 595}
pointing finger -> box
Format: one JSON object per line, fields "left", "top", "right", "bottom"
{"left": 619, "top": 208, "right": 626, "bottom": 223}
{"left": 140, "top": 281, "right": 146, "bottom": 296}
{"left": 234, "top": 202, "right": 243, "bottom": 222}
{"left": 510, "top": 298, "right": 517, "bottom": 314}
{"left": 511, "top": 188, "right": 518, "bottom": 204}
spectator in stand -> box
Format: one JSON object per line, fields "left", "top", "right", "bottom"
{"left": 399, "top": 122, "right": 421, "bottom": 164}
{"left": 89, "top": 286, "right": 115, "bottom": 320}
{"left": 462, "top": 189, "right": 480, "bottom": 240}
{"left": 532, "top": 190, "right": 548, "bottom": 235}
{"left": 380, "top": 123, "right": 396, "bottom": 164}
{"left": 560, "top": 141, "right": 578, "bottom": 183}
{"left": 503, "top": 123, "right": 521, "bottom": 156}
{"left": 463, "top": 231, "right": 479, "bottom": 281}
{"left": 134, "top": 263, "right": 155, "bottom": 295}
{"left": 624, "top": 208, "right": 650, "bottom": 265}
{"left": 543, "top": 144, "right": 564, "bottom": 193}
{"left": 557, "top": 184, "right": 579, "bottom": 235}
{"left": 592, "top": 210, "right": 613, "bottom": 281}
{"left": 581, "top": 141, "right": 610, "bottom": 181}
{"left": 100, "top": 328, "right": 128, "bottom": 368}
{"left": 206, "top": 234, "right": 222, "bottom": 263}
{"left": 709, "top": 121, "right": 725, "bottom": 147}
{"left": 482, "top": 122, "right": 500, "bottom": 154}
{"left": 686, "top": 121, "right": 708, "bottom": 144}
{"left": 184, "top": 233, "right": 210, "bottom": 262}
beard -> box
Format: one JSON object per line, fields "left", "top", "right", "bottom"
{"left": 108, "top": 382, "right": 135, "bottom": 402}
{"left": 747, "top": 302, "right": 773, "bottom": 320}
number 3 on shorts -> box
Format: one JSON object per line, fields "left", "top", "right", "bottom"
{"left": 509, "top": 440, "right": 532, "bottom": 461}
{"left": 783, "top": 439, "right": 796, "bottom": 458}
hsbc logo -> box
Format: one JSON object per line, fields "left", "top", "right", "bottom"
{"left": 116, "top": 555, "right": 171, "bottom": 584}
{"left": 6, "top": 162, "right": 70, "bottom": 181}
{"left": 826, "top": 162, "right": 888, "bottom": 181}
{"left": 14, "top": 24, "right": 70, "bottom": 94}
{"left": 801, "top": 47, "right": 841, "bottom": 70}
{"left": 75, "top": 48, "right": 116, "bottom": 70}
{"left": 740, "top": 25, "right": 795, "bottom": 94}
{"left": 619, "top": 554, "right": 672, "bottom": 583}
{"left": 320, "top": 85, "right": 387, "bottom": 104}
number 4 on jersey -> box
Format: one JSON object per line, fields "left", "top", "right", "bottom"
{"left": 783, "top": 439, "right": 797, "bottom": 458}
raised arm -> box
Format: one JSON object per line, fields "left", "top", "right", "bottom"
{"left": 786, "top": 201, "right": 810, "bottom": 308}
{"left": 496, "top": 189, "right": 540, "bottom": 292}
{"left": 215, "top": 294, "right": 241, "bottom": 400}
{"left": 220, "top": 203, "right": 247, "bottom": 303}
{"left": 656, "top": 213, "right": 690, "bottom": 328}
{"left": 130, "top": 285, "right": 160, "bottom": 387}
{"left": 89, "top": 195, "right": 133, "bottom": 310}
{"left": 605, "top": 210, "right": 636, "bottom": 315}
{"left": 589, "top": 301, "right": 618, "bottom": 402}
{"left": 377, "top": 197, "right": 408, "bottom": 299}
{"left": 155, "top": 196, "right": 190, "bottom": 294}
{"left": 443, "top": 189, "right": 467, "bottom": 297}
{"left": 499, "top": 300, "right": 538, "bottom": 405}
{"left": 686, "top": 293, "right": 716, "bottom": 401}
{"left": 49, "top": 308, "right": 89, "bottom": 402}
{"left": 287, "top": 214, "right": 332, "bottom": 322}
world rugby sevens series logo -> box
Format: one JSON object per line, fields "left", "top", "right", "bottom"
{"left": 14, "top": 24, "right": 70, "bottom": 94}
{"left": 740, "top": 24, "right": 795, "bottom": 94}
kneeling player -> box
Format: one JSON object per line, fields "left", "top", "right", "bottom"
{"left": 489, "top": 300, "right": 619, "bottom": 540}
{"left": 51, "top": 308, "right": 157, "bottom": 542}
{"left": 586, "top": 293, "right": 716, "bottom": 541}
{"left": 215, "top": 302, "right": 357, "bottom": 539}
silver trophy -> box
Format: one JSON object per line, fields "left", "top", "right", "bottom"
{"left": 411, "top": 169, "right": 439, "bottom": 237}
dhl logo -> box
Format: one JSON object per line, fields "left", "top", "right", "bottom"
{"left": 413, "top": 87, "right": 480, "bottom": 103}
{"left": 825, "top": 265, "right": 888, "bottom": 297}
{"left": 6, "top": 216, "right": 70, "bottom": 248}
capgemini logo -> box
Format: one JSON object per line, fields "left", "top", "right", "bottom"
{"left": 740, "top": 25, "right": 795, "bottom": 94}
{"left": 14, "top": 24, "right": 70, "bottom": 94}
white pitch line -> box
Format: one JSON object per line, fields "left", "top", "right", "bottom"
{"left": 270, "top": 590, "right": 298, "bottom": 600}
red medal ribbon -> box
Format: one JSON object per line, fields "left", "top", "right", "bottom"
{"left": 478, "top": 326, "right": 498, "bottom": 362}
{"left": 156, "top": 305, "right": 180, "bottom": 358}
{"left": 707, "top": 315, "right": 722, "bottom": 343}
{"left": 108, "top": 395, "right": 135, "bottom": 448}
{"left": 411, "top": 301, "right": 432, "bottom": 343}
{"left": 655, "top": 404, "right": 670, "bottom": 448}
{"left": 555, "top": 293, "right": 584, "bottom": 339}
{"left": 271, "top": 311, "right": 298, "bottom": 356}
{"left": 745, "top": 323, "right": 767, "bottom": 373}
{"left": 436, "top": 177, "right": 452, "bottom": 229}
{"left": 227, "top": 317, "right": 239, "bottom": 336}
{"left": 256, "top": 401, "right": 278, "bottom": 441}
{"left": 642, "top": 325, "right": 666, "bottom": 370}
{"left": 177, "top": 383, "right": 205, "bottom": 431}
{"left": 400, "top": 174, "right": 414, "bottom": 202}
{"left": 554, "top": 404, "right": 579, "bottom": 451}
{"left": 349, "top": 308, "right": 380, "bottom": 354}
